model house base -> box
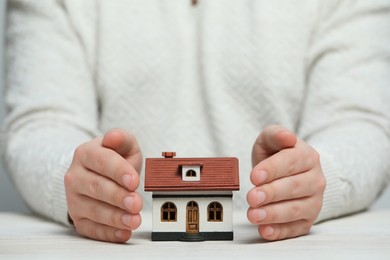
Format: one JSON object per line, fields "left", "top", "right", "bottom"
{"left": 152, "top": 232, "right": 233, "bottom": 241}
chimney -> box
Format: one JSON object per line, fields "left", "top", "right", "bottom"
{"left": 162, "top": 152, "right": 176, "bottom": 158}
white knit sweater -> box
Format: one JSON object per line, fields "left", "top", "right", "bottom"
{"left": 2, "top": 0, "right": 390, "bottom": 226}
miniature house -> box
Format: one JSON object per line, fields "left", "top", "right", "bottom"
{"left": 144, "top": 152, "right": 240, "bottom": 241}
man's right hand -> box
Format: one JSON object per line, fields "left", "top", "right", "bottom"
{"left": 64, "top": 129, "right": 143, "bottom": 243}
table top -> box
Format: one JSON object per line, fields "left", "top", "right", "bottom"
{"left": 1, "top": 209, "right": 390, "bottom": 259}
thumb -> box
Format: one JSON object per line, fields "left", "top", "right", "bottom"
{"left": 102, "top": 128, "right": 143, "bottom": 173}
{"left": 252, "top": 125, "right": 297, "bottom": 166}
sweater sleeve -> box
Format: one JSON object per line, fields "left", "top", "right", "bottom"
{"left": 299, "top": 0, "right": 390, "bottom": 222}
{"left": 2, "top": 0, "right": 100, "bottom": 225}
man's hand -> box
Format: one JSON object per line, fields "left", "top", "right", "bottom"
{"left": 246, "top": 125, "right": 326, "bottom": 241}
{"left": 64, "top": 129, "right": 143, "bottom": 243}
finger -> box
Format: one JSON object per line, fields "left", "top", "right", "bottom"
{"left": 250, "top": 140, "right": 320, "bottom": 185}
{"left": 75, "top": 218, "right": 132, "bottom": 243}
{"left": 75, "top": 144, "right": 140, "bottom": 191}
{"left": 74, "top": 169, "right": 143, "bottom": 213}
{"left": 247, "top": 197, "right": 321, "bottom": 225}
{"left": 247, "top": 169, "right": 323, "bottom": 207}
{"left": 71, "top": 195, "right": 142, "bottom": 231}
{"left": 258, "top": 220, "right": 312, "bottom": 241}
{"left": 102, "top": 129, "right": 142, "bottom": 173}
{"left": 252, "top": 125, "right": 297, "bottom": 166}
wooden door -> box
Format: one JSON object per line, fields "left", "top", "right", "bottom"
{"left": 186, "top": 201, "right": 199, "bottom": 234}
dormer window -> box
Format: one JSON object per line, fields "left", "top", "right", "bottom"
{"left": 186, "top": 169, "right": 197, "bottom": 177}
{"left": 181, "top": 164, "right": 202, "bottom": 181}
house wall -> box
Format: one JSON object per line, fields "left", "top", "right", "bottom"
{"left": 152, "top": 195, "right": 233, "bottom": 232}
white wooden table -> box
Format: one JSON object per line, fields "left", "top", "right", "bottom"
{"left": 1, "top": 209, "right": 389, "bottom": 259}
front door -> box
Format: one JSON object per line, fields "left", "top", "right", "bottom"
{"left": 186, "top": 201, "right": 199, "bottom": 234}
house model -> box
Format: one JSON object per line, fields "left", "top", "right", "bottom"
{"left": 144, "top": 152, "right": 240, "bottom": 241}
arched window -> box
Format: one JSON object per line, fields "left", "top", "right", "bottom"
{"left": 186, "top": 169, "right": 197, "bottom": 177}
{"left": 161, "top": 202, "right": 177, "bottom": 222}
{"left": 208, "top": 202, "right": 223, "bottom": 222}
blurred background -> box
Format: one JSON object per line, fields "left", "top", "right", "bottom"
{"left": 0, "top": 0, "right": 389, "bottom": 213}
{"left": 0, "top": 0, "right": 30, "bottom": 213}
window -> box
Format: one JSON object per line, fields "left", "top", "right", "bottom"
{"left": 186, "top": 169, "right": 197, "bottom": 177}
{"left": 181, "top": 165, "right": 201, "bottom": 181}
{"left": 208, "top": 202, "right": 223, "bottom": 222}
{"left": 161, "top": 202, "right": 177, "bottom": 222}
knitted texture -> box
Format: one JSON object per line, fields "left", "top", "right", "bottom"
{"left": 2, "top": 0, "right": 390, "bottom": 225}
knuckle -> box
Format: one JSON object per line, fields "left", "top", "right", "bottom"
{"left": 64, "top": 172, "right": 74, "bottom": 188}
{"left": 287, "top": 224, "right": 299, "bottom": 238}
{"left": 266, "top": 160, "right": 278, "bottom": 180}
{"left": 95, "top": 154, "right": 107, "bottom": 174}
{"left": 74, "top": 144, "right": 87, "bottom": 160}
{"left": 74, "top": 223, "right": 83, "bottom": 236}
{"left": 133, "top": 152, "right": 143, "bottom": 174}
{"left": 105, "top": 232, "right": 117, "bottom": 243}
{"left": 103, "top": 229, "right": 115, "bottom": 242}
{"left": 65, "top": 195, "right": 78, "bottom": 213}
{"left": 95, "top": 226, "right": 106, "bottom": 241}
{"left": 285, "top": 153, "right": 297, "bottom": 175}
{"left": 312, "top": 149, "right": 320, "bottom": 162}
{"left": 89, "top": 179, "right": 102, "bottom": 197}
{"left": 89, "top": 227, "right": 99, "bottom": 240}
{"left": 77, "top": 221, "right": 97, "bottom": 239}
{"left": 290, "top": 178, "right": 301, "bottom": 197}
{"left": 301, "top": 221, "right": 312, "bottom": 235}
{"left": 95, "top": 225, "right": 114, "bottom": 242}
{"left": 74, "top": 219, "right": 119, "bottom": 243}
{"left": 308, "top": 149, "right": 320, "bottom": 166}
{"left": 312, "top": 198, "right": 323, "bottom": 216}
{"left": 287, "top": 221, "right": 311, "bottom": 239}
{"left": 278, "top": 223, "right": 299, "bottom": 240}
{"left": 318, "top": 175, "right": 326, "bottom": 192}
{"left": 278, "top": 226, "right": 290, "bottom": 240}
{"left": 289, "top": 204, "right": 301, "bottom": 220}
{"left": 89, "top": 203, "right": 100, "bottom": 221}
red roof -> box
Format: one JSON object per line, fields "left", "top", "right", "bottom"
{"left": 144, "top": 156, "right": 239, "bottom": 192}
